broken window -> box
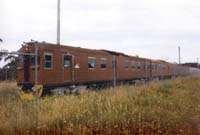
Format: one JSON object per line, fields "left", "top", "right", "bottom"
{"left": 88, "top": 57, "right": 96, "bottom": 69}
{"left": 100, "top": 58, "right": 107, "bottom": 69}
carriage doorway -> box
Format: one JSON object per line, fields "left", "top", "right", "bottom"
{"left": 63, "top": 55, "right": 72, "bottom": 82}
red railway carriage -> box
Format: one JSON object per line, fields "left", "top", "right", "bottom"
{"left": 104, "top": 51, "right": 147, "bottom": 81}
{"left": 154, "top": 60, "right": 170, "bottom": 78}
{"left": 18, "top": 42, "right": 114, "bottom": 86}
{"left": 17, "top": 41, "right": 191, "bottom": 97}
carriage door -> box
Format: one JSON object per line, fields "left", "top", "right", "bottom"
{"left": 24, "top": 54, "right": 30, "bottom": 82}
{"left": 63, "top": 55, "right": 72, "bottom": 82}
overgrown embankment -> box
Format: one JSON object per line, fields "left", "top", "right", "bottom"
{"left": 0, "top": 77, "right": 200, "bottom": 135}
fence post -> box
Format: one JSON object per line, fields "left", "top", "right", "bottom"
{"left": 34, "top": 45, "right": 39, "bottom": 130}
{"left": 145, "top": 59, "right": 147, "bottom": 83}
{"left": 113, "top": 55, "right": 116, "bottom": 88}
{"left": 5, "top": 68, "right": 8, "bottom": 80}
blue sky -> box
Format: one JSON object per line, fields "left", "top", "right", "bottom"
{"left": 1, "top": 0, "right": 200, "bottom": 64}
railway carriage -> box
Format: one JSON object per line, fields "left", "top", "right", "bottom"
{"left": 17, "top": 41, "right": 192, "bottom": 98}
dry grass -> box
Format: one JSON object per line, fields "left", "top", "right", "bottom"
{"left": 0, "top": 77, "right": 200, "bottom": 135}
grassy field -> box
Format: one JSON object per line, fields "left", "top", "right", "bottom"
{"left": 0, "top": 77, "right": 200, "bottom": 135}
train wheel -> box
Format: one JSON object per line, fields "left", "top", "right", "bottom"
{"left": 18, "top": 85, "right": 43, "bottom": 100}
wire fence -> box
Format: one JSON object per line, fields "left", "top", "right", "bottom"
{"left": 0, "top": 67, "right": 18, "bottom": 81}
{"left": 0, "top": 47, "right": 39, "bottom": 83}
{"left": 0, "top": 53, "right": 20, "bottom": 81}
{"left": 0, "top": 46, "right": 40, "bottom": 129}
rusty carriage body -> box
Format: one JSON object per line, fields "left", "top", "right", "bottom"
{"left": 17, "top": 42, "right": 190, "bottom": 96}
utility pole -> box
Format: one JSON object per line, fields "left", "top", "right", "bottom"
{"left": 178, "top": 46, "right": 181, "bottom": 64}
{"left": 57, "top": 0, "right": 61, "bottom": 45}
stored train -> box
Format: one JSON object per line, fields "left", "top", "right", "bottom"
{"left": 17, "top": 41, "right": 198, "bottom": 99}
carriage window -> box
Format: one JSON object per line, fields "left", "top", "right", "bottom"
{"left": 147, "top": 63, "right": 151, "bottom": 69}
{"left": 137, "top": 62, "right": 141, "bottom": 69}
{"left": 163, "top": 65, "right": 166, "bottom": 70}
{"left": 155, "top": 64, "right": 158, "bottom": 71}
{"left": 63, "top": 55, "right": 71, "bottom": 68}
{"left": 131, "top": 61, "right": 136, "bottom": 69}
{"left": 100, "top": 58, "right": 107, "bottom": 69}
{"left": 140, "top": 62, "right": 144, "bottom": 70}
{"left": 88, "top": 57, "right": 96, "bottom": 69}
{"left": 158, "top": 64, "right": 160, "bottom": 71}
{"left": 124, "top": 61, "right": 129, "bottom": 70}
{"left": 44, "top": 54, "right": 53, "bottom": 69}
{"left": 159, "top": 64, "right": 162, "bottom": 70}
{"left": 154, "top": 64, "right": 157, "bottom": 70}
{"left": 151, "top": 64, "right": 155, "bottom": 70}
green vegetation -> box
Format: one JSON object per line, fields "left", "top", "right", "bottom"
{"left": 0, "top": 77, "right": 200, "bottom": 135}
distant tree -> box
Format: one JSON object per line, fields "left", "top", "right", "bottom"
{"left": 0, "top": 38, "right": 3, "bottom": 42}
